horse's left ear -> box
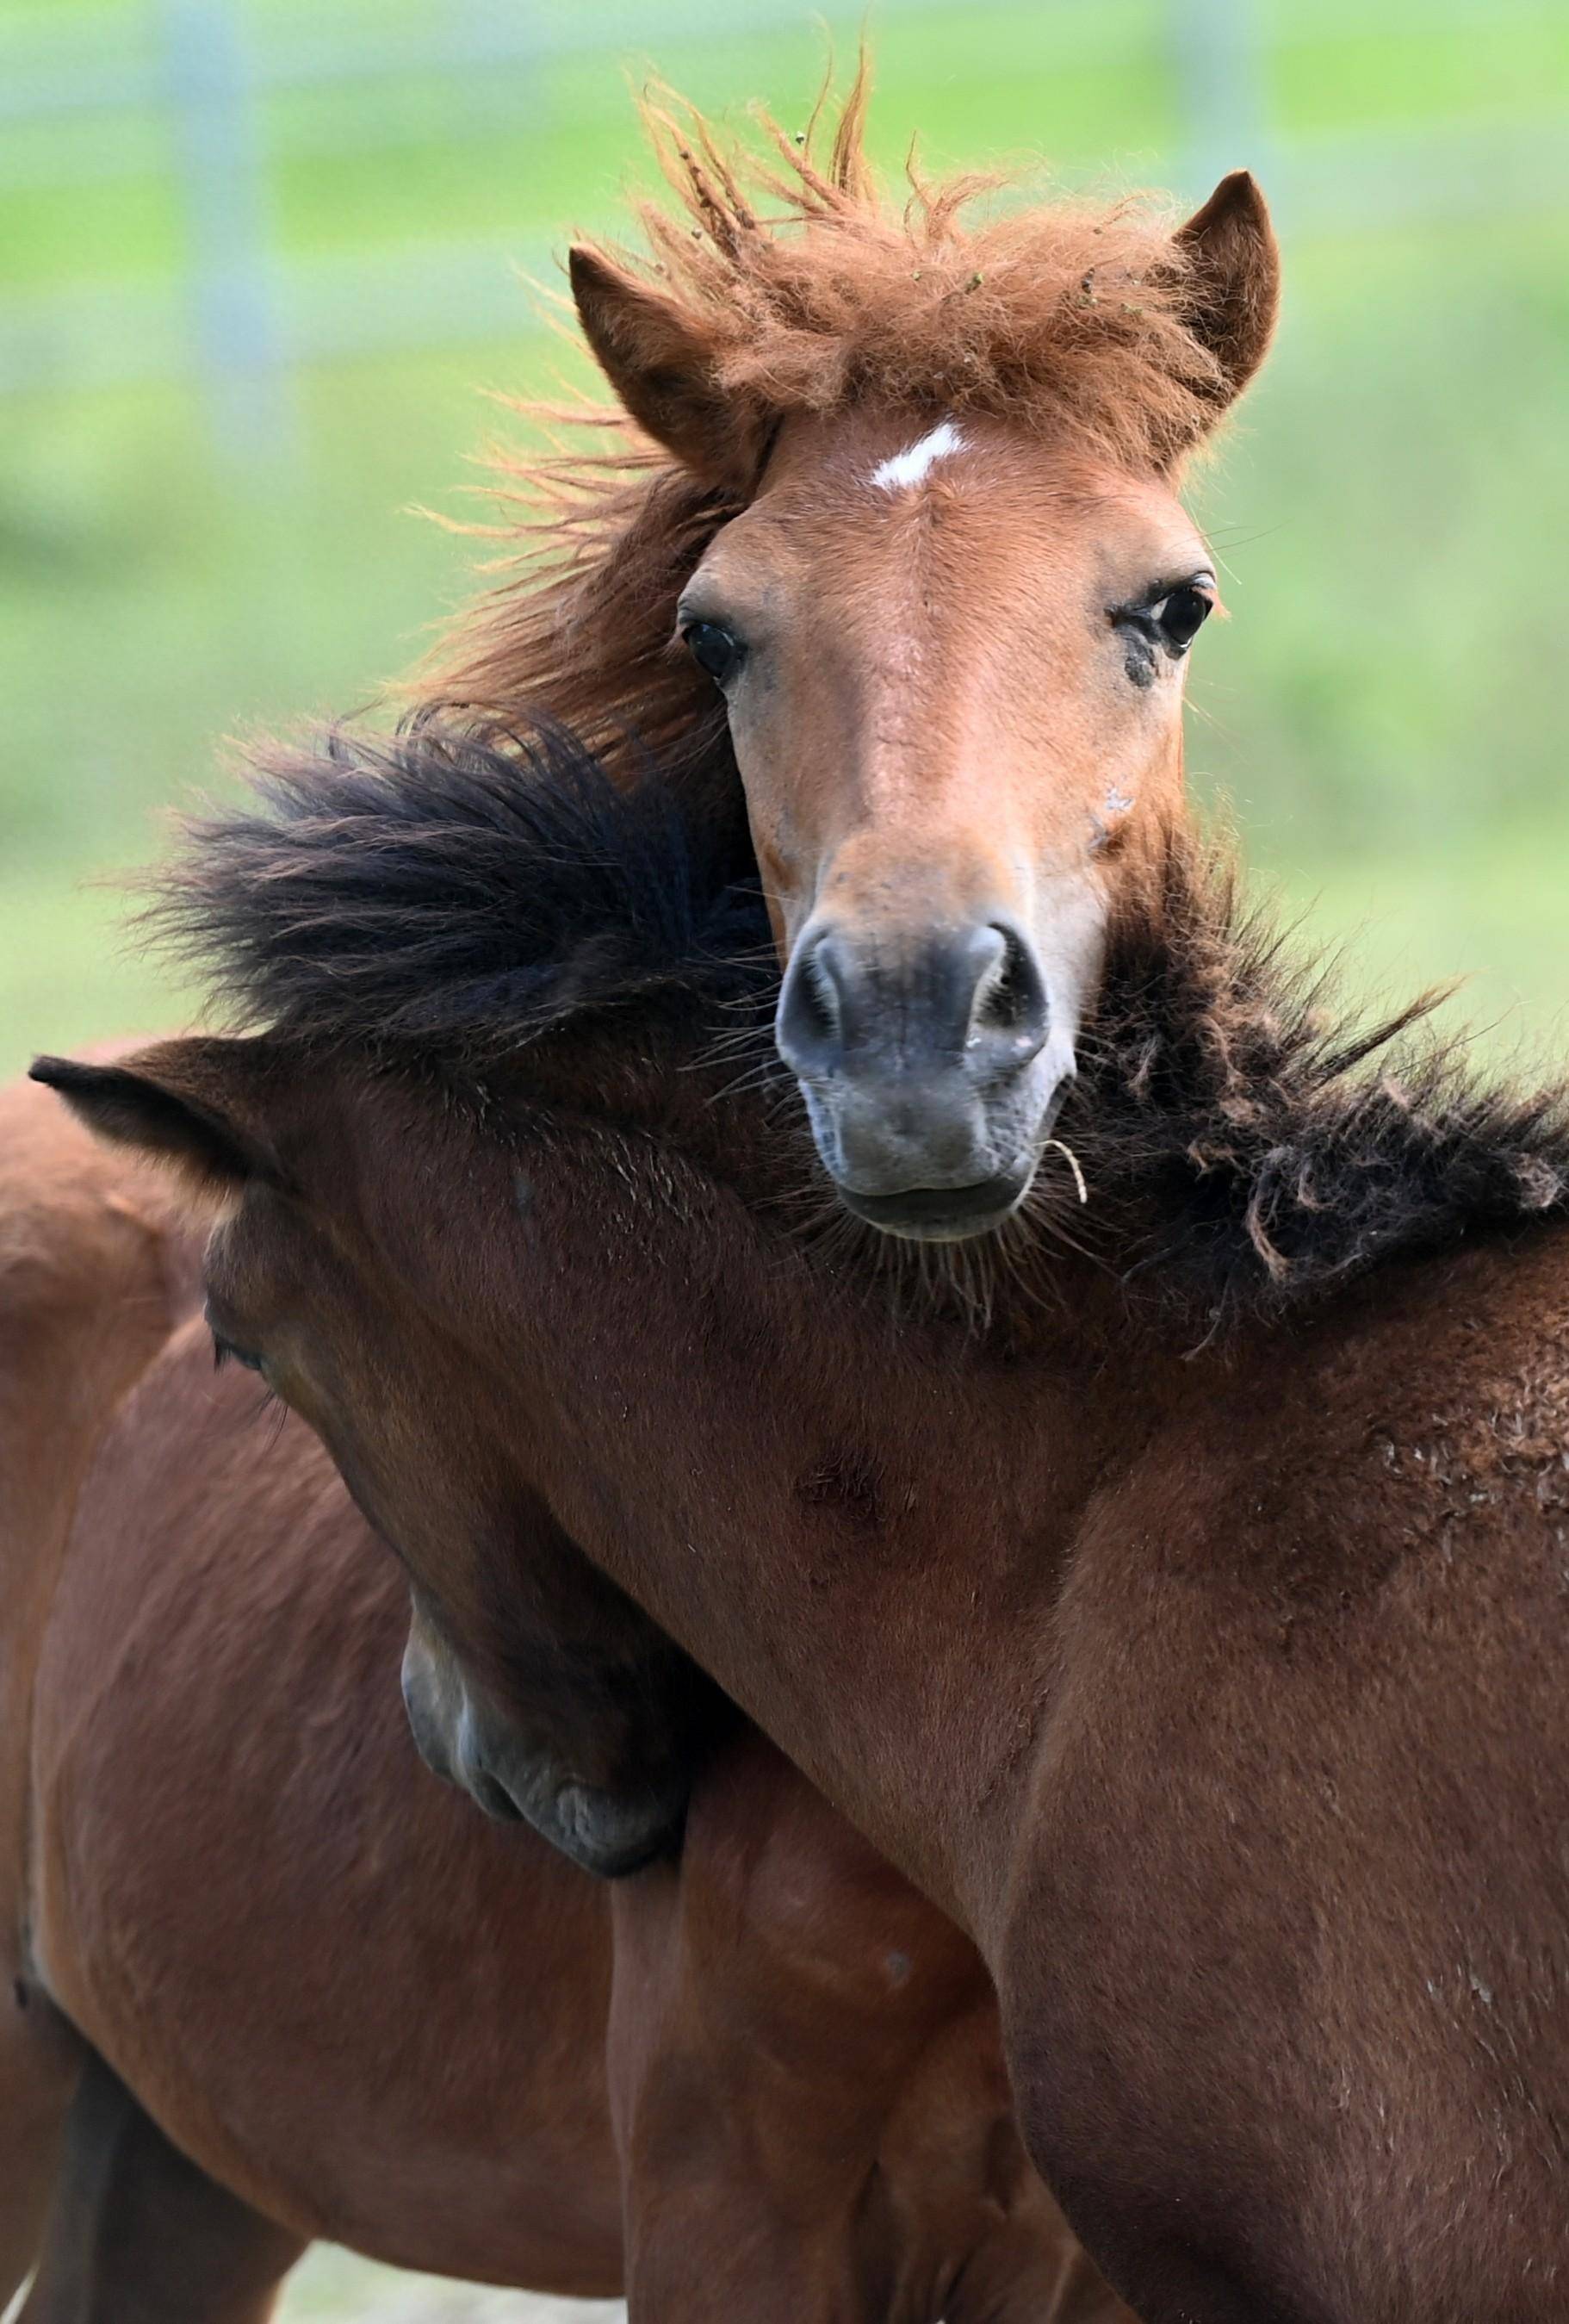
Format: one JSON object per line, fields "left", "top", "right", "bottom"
{"left": 1174, "top": 170, "right": 1281, "bottom": 420}
{"left": 30, "top": 1037, "right": 282, "bottom": 1200}
{"left": 568, "top": 245, "right": 768, "bottom": 492}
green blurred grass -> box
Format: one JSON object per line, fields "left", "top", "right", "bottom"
{"left": 278, "top": 2246, "right": 622, "bottom": 2320}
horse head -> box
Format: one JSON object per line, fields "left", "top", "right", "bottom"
{"left": 554, "top": 86, "right": 1278, "bottom": 1239}
{"left": 34, "top": 1035, "right": 727, "bottom": 1880}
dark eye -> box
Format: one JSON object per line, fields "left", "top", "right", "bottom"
{"left": 208, "top": 1320, "right": 266, "bottom": 1375}
{"left": 1151, "top": 584, "right": 1213, "bottom": 652}
{"left": 682, "top": 620, "right": 745, "bottom": 687}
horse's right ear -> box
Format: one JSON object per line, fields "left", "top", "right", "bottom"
{"left": 29, "top": 1039, "right": 281, "bottom": 1199}
{"left": 567, "top": 245, "right": 767, "bottom": 491}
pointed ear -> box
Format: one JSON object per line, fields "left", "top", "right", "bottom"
{"left": 568, "top": 245, "right": 767, "bottom": 491}
{"left": 29, "top": 1038, "right": 282, "bottom": 1199}
{"left": 1175, "top": 170, "right": 1280, "bottom": 419}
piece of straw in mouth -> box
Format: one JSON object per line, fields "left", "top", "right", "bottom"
{"left": 1044, "top": 1138, "right": 1088, "bottom": 1204}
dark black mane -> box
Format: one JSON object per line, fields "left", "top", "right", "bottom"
{"left": 151, "top": 718, "right": 1569, "bottom": 1327}
{"left": 148, "top": 717, "right": 773, "bottom": 1058}
{"left": 1070, "top": 840, "right": 1569, "bottom": 1321}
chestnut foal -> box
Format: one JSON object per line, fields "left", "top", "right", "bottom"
{"left": 2, "top": 1070, "right": 1120, "bottom": 2322}
{"left": 428, "top": 74, "right": 1279, "bottom": 1246}
{"left": 41, "top": 711, "right": 1569, "bottom": 2324}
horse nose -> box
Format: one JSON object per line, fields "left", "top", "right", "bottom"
{"left": 776, "top": 919, "right": 1050, "bottom": 1085}
{"left": 450, "top": 1718, "right": 687, "bottom": 1876}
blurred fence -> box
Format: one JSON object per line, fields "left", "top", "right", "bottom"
{"left": 4, "top": 0, "right": 1569, "bottom": 460}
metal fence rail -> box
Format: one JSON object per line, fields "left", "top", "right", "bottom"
{"left": 3, "top": 0, "right": 1567, "bottom": 461}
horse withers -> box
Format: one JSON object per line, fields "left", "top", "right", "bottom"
{"left": 41, "top": 708, "right": 1569, "bottom": 2324}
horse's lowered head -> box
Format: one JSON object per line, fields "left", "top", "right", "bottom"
{"left": 561, "top": 92, "right": 1279, "bottom": 1238}
{"left": 34, "top": 1038, "right": 724, "bottom": 1880}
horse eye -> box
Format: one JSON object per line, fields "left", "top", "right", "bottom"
{"left": 682, "top": 620, "right": 745, "bottom": 687}
{"left": 1152, "top": 585, "right": 1213, "bottom": 652}
{"left": 210, "top": 1328, "right": 265, "bottom": 1376}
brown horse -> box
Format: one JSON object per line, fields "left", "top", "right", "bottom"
{"left": 0, "top": 1065, "right": 196, "bottom": 2296}
{"left": 425, "top": 72, "right": 1276, "bottom": 1243}
{"left": 40, "top": 701, "right": 1569, "bottom": 2323}
{"left": 1, "top": 1072, "right": 1120, "bottom": 2323}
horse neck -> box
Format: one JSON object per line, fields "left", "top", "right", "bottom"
{"left": 517, "top": 1142, "right": 1181, "bottom": 1941}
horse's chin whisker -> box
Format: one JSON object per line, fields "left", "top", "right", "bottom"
{"left": 705, "top": 1063, "right": 788, "bottom": 1106}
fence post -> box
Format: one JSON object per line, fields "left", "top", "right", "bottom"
{"left": 160, "top": 0, "right": 291, "bottom": 466}
{"left": 1167, "top": 0, "right": 1274, "bottom": 200}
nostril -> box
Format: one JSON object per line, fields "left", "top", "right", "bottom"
{"left": 798, "top": 948, "right": 841, "bottom": 1045}
{"left": 975, "top": 926, "right": 1047, "bottom": 1040}
{"left": 778, "top": 935, "right": 845, "bottom": 1072}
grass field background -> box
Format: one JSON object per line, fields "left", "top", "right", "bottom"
{"left": 3, "top": 1, "right": 1568, "bottom": 2311}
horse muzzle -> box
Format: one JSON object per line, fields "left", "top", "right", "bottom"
{"left": 400, "top": 1631, "right": 688, "bottom": 1878}
{"left": 775, "top": 916, "right": 1070, "bottom": 1241}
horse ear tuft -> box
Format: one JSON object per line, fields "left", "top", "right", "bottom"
{"left": 1173, "top": 170, "right": 1281, "bottom": 430}
{"left": 567, "top": 245, "right": 766, "bottom": 491}
{"left": 30, "top": 1043, "right": 276, "bottom": 1198}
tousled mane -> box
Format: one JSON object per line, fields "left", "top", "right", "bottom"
{"left": 420, "top": 66, "right": 1237, "bottom": 789}
{"left": 147, "top": 719, "right": 773, "bottom": 1059}
{"left": 1076, "top": 841, "right": 1569, "bottom": 1320}
{"left": 152, "top": 719, "right": 1569, "bottom": 1328}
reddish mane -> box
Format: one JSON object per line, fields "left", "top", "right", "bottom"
{"left": 419, "top": 69, "right": 1240, "bottom": 788}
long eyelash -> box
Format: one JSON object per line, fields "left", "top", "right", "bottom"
{"left": 210, "top": 1333, "right": 281, "bottom": 1433}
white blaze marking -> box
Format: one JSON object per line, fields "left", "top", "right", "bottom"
{"left": 869, "top": 419, "right": 967, "bottom": 492}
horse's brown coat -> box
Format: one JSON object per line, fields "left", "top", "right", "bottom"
{"left": 167, "top": 1053, "right": 1569, "bottom": 2323}
{"left": 3, "top": 1075, "right": 1119, "bottom": 2323}
{"left": 0, "top": 1066, "right": 195, "bottom": 2294}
